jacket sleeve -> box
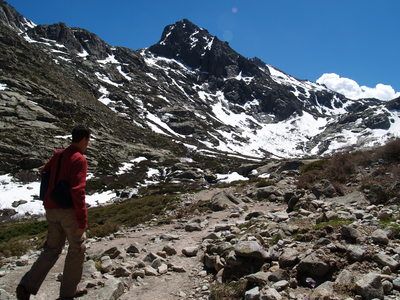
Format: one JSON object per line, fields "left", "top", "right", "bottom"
{"left": 70, "top": 156, "right": 88, "bottom": 229}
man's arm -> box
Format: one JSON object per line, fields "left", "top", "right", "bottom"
{"left": 70, "top": 156, "right": 88, "bottom": 230}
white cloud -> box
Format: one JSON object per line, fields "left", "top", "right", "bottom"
{"left": 317, "top": 73, "right": 400, "bottom": 101}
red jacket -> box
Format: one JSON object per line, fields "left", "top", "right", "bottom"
{"left": 42, "top": 144, "right": 88, "bottom": 229}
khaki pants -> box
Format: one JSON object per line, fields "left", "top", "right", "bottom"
{"left": 20, "top": 209, "right": 86, "bottom": 298}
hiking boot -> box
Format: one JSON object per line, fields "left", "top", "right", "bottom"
{"left": 57, "top": 288, "right": 87, "bottom": 300}
{"left": 16, "top": 285, "right": 31, "bottom": 300}
{"left": 74, "top": 288, "right": 88, "bottom": 297}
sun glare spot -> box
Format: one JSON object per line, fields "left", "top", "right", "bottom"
{"left": 232, "top": 7, "right": 238, "bottom": 13}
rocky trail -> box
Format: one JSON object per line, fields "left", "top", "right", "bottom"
{"left": 1, "top": 167, "right": 400, "bottom": 300}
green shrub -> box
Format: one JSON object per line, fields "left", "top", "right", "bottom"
{"left": 0, "top": 220, "right": 47, "bottom": 243}
{"left": 87, "top": 222, "right": 120, "bottom": 238}
{"left": 0, "top": 240, "right": 29, "bottom": 257}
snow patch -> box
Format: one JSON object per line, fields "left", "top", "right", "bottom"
{"left": 216, "top": 172, "right": 248, "bottom": 183}
{"left": 116, "top": 157, "right": 147, "bottom": 175}
{"left": 77, "top": 49, "right": 89, "bottom": 58}
{"left": 97, "top": 54, "right": 119, "bottom": 65}
{"left": 95, "top": 72, "right": 122, "bottom": 87}
{"left": 0, "top": 174, "right": 44, "bottom": 217}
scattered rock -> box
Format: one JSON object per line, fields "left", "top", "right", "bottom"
{"left": 355, "top": 273, "right": 384, "bottom": 300}
{"left": 182, "top": 246, "right": 198, "bottom": 257}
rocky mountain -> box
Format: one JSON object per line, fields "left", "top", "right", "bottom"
{"left": 0, "top": 0, "right": 399, "bottom": 185}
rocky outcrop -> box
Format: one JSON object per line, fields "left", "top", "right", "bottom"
{"left": 0, "top": 0, "right": 31, "bottom": 31}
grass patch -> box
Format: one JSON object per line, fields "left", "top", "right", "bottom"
{"left": 0, "top": 220, "right": 47, "bottom": 242}
{"left": 87, "top": 194, "right": 179, "bottom": 237}
{"left": 315, "top": 219, "right": 353, "bottom": 229}
{"left": 0, "top": 220, "right": 47, "bottom": 257}
{"left": 269, "top": 233, "right": 282, "bottom": 246}
{"left": 0, "top": 194, "right": 180, "bottom": 256}
{"left": 255, "top": 179, "right": 274, "bottom": 188}
{"left": 209, "top": 280, "right": 247, "bottom": 300}
{"left": 300, "top": 159, "right": 327, "bottom": 173}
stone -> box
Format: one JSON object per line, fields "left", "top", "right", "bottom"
{"left": 272, "top": 280, "right": 289, "bottom": 291}
{"left": 373, "top": 253, "right": 400, "bottom": 271}
{"left": 132, "top": 269, "right": 145, "bottom": 278}
{"left": 257, "top": 186, "right": 281, "bottom": 200}
{"left": 347, "top": 245, "right": 365, "bottom": 261}
{"left": 341, "top": 225, "right": 361, "bottom": 243}
{"left": 12, "top": 200, "right": 27, "bottom": 208}
{"left": 335, "top": 269, "right": 356, "bottom": 287}
{"left": 245, "top": 211, "right": 264, "bottom": 220}
{"left": 312, "top": 179, "right": 337, "bottom": 199}
{"left": 268, "top": 269, "right": 290, "bottom": 282}
{"left": 381, "top": 266, "right": 391, "bottom": 275}
{"left": 392, "top": 277, "right": 400, "bottom": 290}
{"left": 278, "top": 248, "right": 299, "bottom": 268}
{"left": 310, "top": 281, "right": 334, "bottom": 300}
{"left": 0, "top": 289, "right": 12, "bottom": 300}
{"left": 382, "top": 280, "right": 393, "bottom": 294}
{"left": 234, "top": 241, "right": 268, "bottom": 259}
{"left": 94, "top": 277, "right": 124, "bottom": 300}
{"left": 163, "top": 244, "right": 177, "bottom": 256}
{"left": 371, "top": 229, "right": 389, "bottom": 245}
{"left": 185, "top": 223, "right": 202, "bottom": 232}
{"left": 182, "top": 246, "right": 198, "bottom": 257}
{"left": 160, "top": 233, "right": 180, "bottom": 240}
{"left": 158, "top": 263, "right": 168, "bottom": 274}
{"left": 297, "top": 253, "right": 331, "bottom": 279}
{"left": 156, "top": 251, "right": 167, "bottom": 258}
{"left": 245, "top": 286, "right": 260, "bottom": 300}
{"left": 144, "top": 252, "right": 161, "bottom": 263}
{"left": 355, "top": 273, "right": 384, "bottom": 300}
{"left": 172, "top": 265, "right": 186, "bottom": 273}
{"left": 260, "top": 287, "right": 282, "bottom": 300}
{"left": 144, "top": 266, "right": 158, "bottom": 276}
{"left": 113, "top": 266, "right": 130, "bottom": 277}
{"left": 126, "top": 244, "right": 140, "bottom": 254}
{"left": 214, "top": 224, "right": 232, "bottom": 232}
{"left": 100, "top": 256, "right": 113, "bottom": 273}
{"left": 378, "top": 210, "right": 393, "bottom": 220}
{"left": 325, "top": 211, "right": 338, "bottom": 220}
{"left": 151, "top": 258, "right": 166, "bottom": 269}
{"left": 16, "top": 259, "right": 28, "bottom": 266}
{"left": 245, "top": 271, "right": 270, "bottom": 286}
{"left": 102, "top": 247, "right": 121, "bottom": 259}
{"left": 203, "top": 232, "right": 221, "bottom": 240}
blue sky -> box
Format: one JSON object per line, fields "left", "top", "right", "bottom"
{"left": 6, "top": 0, "right": 400, "bottom": 100}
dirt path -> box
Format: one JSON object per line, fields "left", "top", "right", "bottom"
{"left": 0, "top": 188, "right": 283, "bottom": 300}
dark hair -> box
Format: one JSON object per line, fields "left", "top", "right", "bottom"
{"left": 72, "top": 125, "right": 90, "bottom": 143}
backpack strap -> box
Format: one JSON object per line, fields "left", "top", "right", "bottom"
{"left": 54, "top": 152, "right": 64, "bottom": 185}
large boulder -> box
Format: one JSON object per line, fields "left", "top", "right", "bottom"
{"left": 297, "top": 253, "right": 332, "bottom": 282}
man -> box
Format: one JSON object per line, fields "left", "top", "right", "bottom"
{"left": 17, "top": 125, "right": 90, "bottom": 300}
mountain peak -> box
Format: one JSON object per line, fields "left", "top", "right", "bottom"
{"left": 149, "top": 19, "right": 261, "bottom": 78}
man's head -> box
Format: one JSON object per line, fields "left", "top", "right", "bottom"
{"left": 72, "top": 125, "right": 90, "bottom": 152}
